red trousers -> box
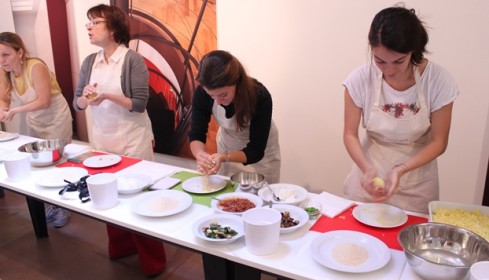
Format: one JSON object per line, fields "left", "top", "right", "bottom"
{"left": 106, "top": 224, "right": 166, "bottom": 275}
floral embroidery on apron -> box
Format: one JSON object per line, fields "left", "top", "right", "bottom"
{"left": 344, "top": 67, "right": 438, "bottom": 213}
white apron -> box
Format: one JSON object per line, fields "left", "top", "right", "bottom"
{"left": 10, "top": 77, "right": 72, "bottom": 141}
{"left": 89, "top": 51, "right": 154, "bottom": 161}
{"left": 344, "top": 67, "right": 438, "bottom": 213}
{"left": 212, "top": 102, "right": 281, "bottom": 183}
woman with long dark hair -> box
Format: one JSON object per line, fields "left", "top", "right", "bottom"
{"left": 343, "top": 6, "right": 459, "bottom": 213}
{"left": 189, "top": 50, "right": 281, "bottom": 183}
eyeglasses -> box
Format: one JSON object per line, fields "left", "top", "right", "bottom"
{"left": 85, "top": 20, "right": 107, "bottom": 28}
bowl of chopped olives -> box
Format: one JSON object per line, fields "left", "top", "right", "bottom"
{"left": 268, "top": 204, "right": 309, "bottom": 233}
{"left": 193, "top": 213, "right": 244, "bottom": 244}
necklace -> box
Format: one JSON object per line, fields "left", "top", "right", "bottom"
{"left": 384, "top": 68, "right": 415, "bottom": 91}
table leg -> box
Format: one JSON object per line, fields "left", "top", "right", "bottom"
{"left": 233, "top": 262, "right": 261, "bottom": 280}
{"left": 25, "top": 197, "right": 48, "bottom": 238}
{"left": 202, "top": 253, "right": 261, "bottom": 280}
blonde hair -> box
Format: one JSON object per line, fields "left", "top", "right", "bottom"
{"left": 0, "top": 32, "right": 30, "bottom": 94}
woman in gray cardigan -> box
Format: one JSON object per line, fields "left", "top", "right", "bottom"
{"left": 73, "top": 4, "right": 165, "bottom": 277}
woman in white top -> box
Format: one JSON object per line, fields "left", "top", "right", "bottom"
{"left": 343, "top": 6, "right": 459, "bottom": 213}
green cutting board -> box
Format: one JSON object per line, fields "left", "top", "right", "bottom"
{"left": 170, "top": 171, "right": 237, "bottom": 207}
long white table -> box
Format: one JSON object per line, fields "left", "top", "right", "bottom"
{"left": 0, "top": 135, "right": 422, "bottom": 280}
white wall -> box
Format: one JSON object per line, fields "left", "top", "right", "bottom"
{"left": 65, "top": 0, "right": 109, "bottom": 141}
{"left": 33, "top": 0, "right": 54, "bottom": 71}
{"left": 0, "top": 0, "right": 15, "bottom": 32}
{"left": 217, "top": 0, "right": 489, "bottom": 204}
{"left": 66, "top": 0, "right": 104, "bottom": 79}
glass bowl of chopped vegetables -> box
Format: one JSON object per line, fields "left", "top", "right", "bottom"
{"left": 193, "top": 214, "right": 244, "bottom": 244}
{"left": 300, "top": 199, "right": 322, "bottom": 220}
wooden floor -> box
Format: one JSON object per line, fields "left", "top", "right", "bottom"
{"left": 0, "top": 190, "right": 276, "bottom": 280}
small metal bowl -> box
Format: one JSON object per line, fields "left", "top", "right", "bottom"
{"left": 230, "top": 172, "right": 265, "bottom": 193}
{"left": 18, "top": 139, "right": 69, "bottom": 167}
{"left": 398, "top": 222, "right": 489, "bottom": 280}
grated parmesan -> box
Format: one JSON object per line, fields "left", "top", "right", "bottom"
{"left": 432, "top": 208, "right": 489, "bottom": 241}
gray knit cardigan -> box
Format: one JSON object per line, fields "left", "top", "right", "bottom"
{"left": 73, "top": 49, "right": 149, "bottom": 113}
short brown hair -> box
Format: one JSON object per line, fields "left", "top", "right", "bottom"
{"left": 87, "top": 4, "right": 130, "bottom": 47}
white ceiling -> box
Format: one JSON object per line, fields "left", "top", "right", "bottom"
{"left": 10, "top": 0, "right": 39, "bottom": 12}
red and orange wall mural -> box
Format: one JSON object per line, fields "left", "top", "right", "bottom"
{"left": 114, "top": 0, "right": 218, "bottom": 159}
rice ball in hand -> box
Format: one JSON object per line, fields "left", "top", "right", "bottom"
{"left": 372, "top": 177, "right": 385, "bottom": 191}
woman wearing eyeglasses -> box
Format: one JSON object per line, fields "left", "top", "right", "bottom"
{"left": 73, "top": 4, "right": 166, "bottom": 277}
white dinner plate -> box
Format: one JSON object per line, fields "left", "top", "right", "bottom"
{"left": 268, "top": 204, "right": 309, "bottom": 233}
{"left": 192, "top": 214, "right": 244, "bottom": 244}
{"left": 36, "top": 167, "right": 89, "bottom": 188}
{"left": 117, "top": 174, "right": 153, "bottom": 195}
{"left": 182, "top": 175, "right": 227, "bottom": 194}
{"left": 0, "top": 131, "right": 19, "bottom": 142}
{"left": 310, "top": 230, "right": 390, "bottom": 273}
{"left": 211, "top": 192, "right": 263, "bottom": 215}
{"left": 131, "top": 190, "right": 192, "bottom": 217}
{"left": 257, "top": 183, "right": 308, "bottom": 205}
{"left": 83, "top": 154, "right": 122, "bottom": 168}
{"left": 352, "top": 203, "right": 408, "bottom": 228}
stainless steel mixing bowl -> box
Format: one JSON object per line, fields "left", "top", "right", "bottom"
{"left": 230, "top": 172, "right": 265, "bottom": 193}
{"left": 398, "top": 222, "right": 489, "bottom": 280}
{"left": 18, "top": 139, "right": 68, "bottom": 167}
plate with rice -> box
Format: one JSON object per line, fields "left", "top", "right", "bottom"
{"left": 310, "top": 230, "right": 390, "bottom": 273}
{"left": 429, "top": 201, "right": 489, "bottom": 241}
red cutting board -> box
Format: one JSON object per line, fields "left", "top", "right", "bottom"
{"left": 56, "top": 151, "right": 141, "bottom": 174}
{"left": 310, "top": 205, "right": 428, "bottom": 250}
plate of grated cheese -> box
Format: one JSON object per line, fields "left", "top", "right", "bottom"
{"left": 182, "top": 175, "right": 227, "bottom": 194}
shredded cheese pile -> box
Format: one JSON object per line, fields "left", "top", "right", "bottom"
{"left": 432, "top": 208, "right": 489, "bottom": 241}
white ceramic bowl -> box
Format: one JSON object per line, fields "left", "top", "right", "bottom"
{"left": 117, "top": 174, "right": 153, "bottom": 195}
{"left": 257, "top": 183, "right": 308, "bottom": 205}
{"left": 193, "top": 214, "right": 244, "bottom": 244}
{"left": 268, "top": 204, "right": 309, "bottom": 233}
{"left": 211, "top": 192, "right": 263, "bottom": 215}
{"left": 470, "top": 261, "right": 489, "bottom": 280}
